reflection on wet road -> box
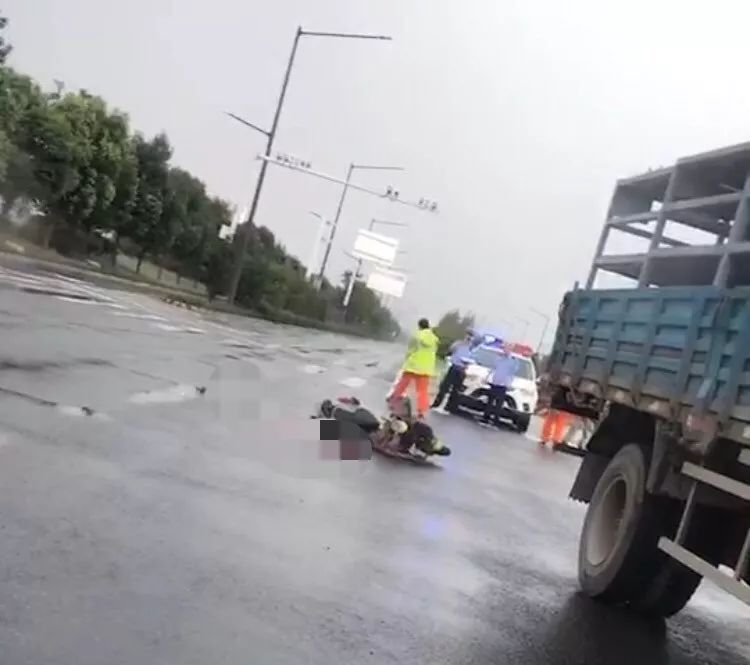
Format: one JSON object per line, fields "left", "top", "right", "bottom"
{"left": 0, "top": 264, "right": 747, "bottom": 664}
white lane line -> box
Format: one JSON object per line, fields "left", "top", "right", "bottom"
{"left": 55, "top": 296, "right": 102, "bottom": 304}
{"left": 2, "top": 275, "right": 48, "bottom": 287}
{"left": 51, "top": 272, "right": 86, "bottom": 284}
{"left": 113, "top": 312, "right": 167, "bottom": 321}
{"left": 129, "top": 384, "right": 202, "bottom": 405}
{"left": 302, "top": 364, "right": 326, "bottom": 374}
{"left": 153, "top": 323, "right": 205, "bottom": 334}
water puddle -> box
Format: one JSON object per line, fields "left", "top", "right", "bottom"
{"left": 56, "top": 405, "right": 111, "bottom": 421}
{"left": 302, "top": 364, "right": 327, "bottom": 375}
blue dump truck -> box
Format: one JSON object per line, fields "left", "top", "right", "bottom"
{"left": 548, "top": 141, "right": 750, "bottom": 617}
{"left": 550, "top": 287, "right": 750, "bottom": 616}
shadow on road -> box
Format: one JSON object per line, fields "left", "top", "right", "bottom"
{"left": 529, "top": 594, "right": 746, "bottom": 665}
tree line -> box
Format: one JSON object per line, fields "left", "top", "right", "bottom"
{"left": 0, "top": 15, "right": 400, "bottom": 338}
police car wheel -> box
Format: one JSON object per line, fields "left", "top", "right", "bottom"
{"left": 515, "top": 416, "right": 530, "bottom": 433}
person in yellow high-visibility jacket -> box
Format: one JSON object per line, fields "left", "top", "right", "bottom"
{"left": 389, "top": 318, "right": 439, "bottom": 418}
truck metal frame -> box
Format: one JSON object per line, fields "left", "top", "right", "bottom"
{"left": 587, "top": 141, "right": 750, "bottom": 291}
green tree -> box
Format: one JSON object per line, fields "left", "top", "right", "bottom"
{"left": 179, "top": 196, "right": 231, "bottom": 285}
{"left": 5, "top": 90, "right": 135, "bottom": 247}
{"left": 51, "top": 92, "right": 134, "bottom": 232}
{"left": 340, "top": 272, "right": 400, "bottom": 337}
{"left": 123, "top": 133, "right": 171, "bottom": 270}
{"left": 434, "top": 309, "right": 476, "bottom": 357}
{"left": 203, "top": 238, "right": 233, "bottom": 300}
{"left": 17, "top": 101, "right": 82, "bottom": 244}
{"left": 0, "top": 68, "right": 44, "bottom": 139}
{"left": 0, "top": 68, "right": 47, "bottom": 215}
{"left": 0, "top": 15, "right": 12, "bottom": 65}
{"left": 163, "top": 167, "right": 226, "bottom": 282}
{"left": 99, "top": 140, "right": 138, "bottom": 265}
{"left": 0, "top": 128, "right": 11, "bottom": 182}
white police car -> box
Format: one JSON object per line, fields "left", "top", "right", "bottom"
{"left": 452, "top": 341, "right": 538, "bottom": 432}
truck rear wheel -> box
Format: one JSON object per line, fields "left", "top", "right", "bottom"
{"left": 630, "top": 559, "right": 700, "bottom": 617}
{"left": 578, "top": 443, "right": 680, "bottom": 608}
{"left": 631, "top": 504, "right": 726, "bottom": 617}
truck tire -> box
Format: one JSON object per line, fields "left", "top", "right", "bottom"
{"left": 632, "top": 505, "right": 726, "bottom": 617}
{"left": 516, "top": 415, "right": 530, "bottom": 433}
{"left": 578, "top": 443, "right": 677, "bottom": 606}
{"left": 631, "top": 559, "right": 700, "bottom": 617}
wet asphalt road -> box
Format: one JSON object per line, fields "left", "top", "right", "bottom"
{"left": 0, "top": 262, "right": 748, "bottom": 664}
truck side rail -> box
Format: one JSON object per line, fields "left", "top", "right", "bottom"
{"left": 550, "top": 286, "right": 750, "bottom": 446}
{"left": 659, "top": 461, "right": 750, "bottom": 606}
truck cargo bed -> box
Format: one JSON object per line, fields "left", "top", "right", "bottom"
{"left": 552, "top": 286, "right": 750, "bottom": 446}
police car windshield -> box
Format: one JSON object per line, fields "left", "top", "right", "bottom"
{"left": 472, "top": 347, "right": 501, "bottom": 368}
{"left": 515, "top": 358, "right": 534, "bottom": 380}
{"left": 472, "top": 348, "right": 534, "bottom": 380}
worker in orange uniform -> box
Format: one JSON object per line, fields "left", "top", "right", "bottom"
{"left": 540, "top": 409, "right": 573, "bottom": 448}
{"left": 388, "top": 318, "right": 439, "bottom": 419}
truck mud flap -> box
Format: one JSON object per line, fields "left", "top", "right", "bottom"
{"left": 569, "top": 452, "right": 611, "bottom": 503}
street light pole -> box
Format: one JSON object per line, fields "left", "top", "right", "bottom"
{"left": 317, "top": 164, "right": 404, "bottom": 286}
{"left": 226, "top": 27, "right": 392, "bottom": 305}
{"left": 516, "top": 317, "right": 530, "bottom": 341}
{"left": 306, "top": 211, "right": 330, "bottom": 280}
{"left": 529, "top": 307, "right": 551, "bottom": 353}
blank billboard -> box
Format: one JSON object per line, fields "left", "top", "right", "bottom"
{"left": 352, "top": 229, "right": 399, "bottom": 267}
{"left": 367, "top": 268, "right": 407, "bottom": 298}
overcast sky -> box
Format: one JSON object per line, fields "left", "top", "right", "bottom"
{"left": 5, "top": 0, "right": 750, "bottom": 343}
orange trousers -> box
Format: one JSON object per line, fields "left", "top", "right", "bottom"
{"left": 391, "top": 372, "right": 431, "bottom": 417}
{"left": 541, "top": 409, "right": 572, "bottom": 445}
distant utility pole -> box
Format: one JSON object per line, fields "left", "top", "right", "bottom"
{"left": 225, "top": 26, "right": 392, "bottom": 305}
{"left": 255, "top": 156, "right": 440, "bottom": 286}
{"left": 318, "top": 163, "right": 405, "bottom": 286}
{"left": 529, "top": 307, "right": 551, "bottom": 353}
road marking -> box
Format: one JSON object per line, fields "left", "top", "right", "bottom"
{"left": 55, "top": 296, "right": 102, "bottom": 304}
{"left": 302, "top": 364, "right": 326, "bottom": 374}
{"left": 51, "top": 272, "right": 86, "bottom": 284}
{"left": 129, "top": 384, "right": 203, "bottom": 405}
{"left": 113, "top": 312, "right": 167, "bottom": 321}
{"left": 340, "top": 377, "right": 367, "bottom": 388}
{"left": 153, "top": 323, "right": 205, "bottom": 334}
{"left": 56, "top": 405, "right": 111, "bottom": 420}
